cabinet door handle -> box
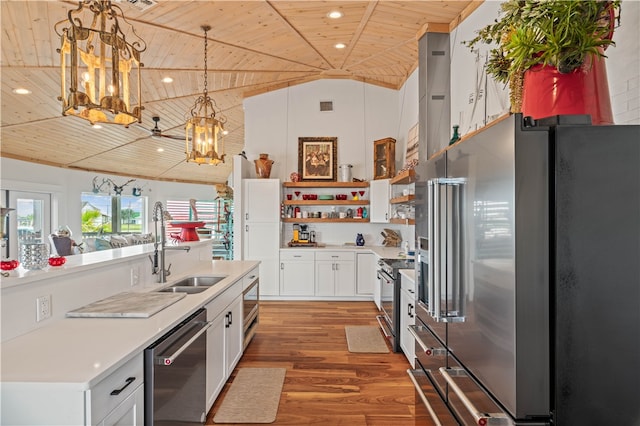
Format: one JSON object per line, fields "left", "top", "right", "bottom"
{"left": 281, "top": 263, "right": 284, "bottom": 270}
{"left": 228, "top": 311, "right": 233, "bottom": 326}
{"left": 335, "top": 263, "right": 339, "bottom": 271}
{"left": 225, "top": 313, "right": 230, "bottom": 328}
{"left": 245, "top": 225, "right": 249, "bottom": 232}
{"left": 110, "top": 377, "right": 136, "bottom": 396}
{"left": 245, "top": 213, "right": 249, "bottom": 220}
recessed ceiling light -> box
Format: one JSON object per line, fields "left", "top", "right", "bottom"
{"left": 222, "top": 130, "right": 229, "bottom": 135}
{"left": 92, "top": 124, "right": 102, "bottom": 129}
{"left": 157, "top": 148, "right": 164, "bottom": 152}
{"left": 327, "top": 11, "right": 343, "bottom": 19}
{"left": 13, "top": 88, "right": 31, "bottom": 95}
{"left": 335, "top": 43, "right": 346, "bottom": 49}
{"left": 162, "top": 77, "right": 173, "bottom": 83}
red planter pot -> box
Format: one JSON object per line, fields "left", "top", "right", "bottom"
{"left": 522, "top": 55, "right": 613, "bottom": 125}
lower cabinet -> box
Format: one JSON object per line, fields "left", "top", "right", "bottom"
{"left": 99, "top": 385, "right": 144, "bottom": 426}
{"left": 92, "top": 354, "right": 145, "bottom": 426}
{"left": 399, "top": 274, "right": 416, "bottom": 367}
{"left": 280, "top": 250, "right": 315, "bottom": 296}
{"left": 205, "top": 280, "right": 244, "bottom": 411}
{"left": 356, "top": 252, "right": 376, "bottom": 296}
{"left": 315, "top": 251, "right": 355, "bottom": 297}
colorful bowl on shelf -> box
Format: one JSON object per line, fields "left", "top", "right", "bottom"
{"left": 336, "top": 194, "right": 347, "bottom": 200}
{"left": 318, "top": 195, "right": 334, "bottom": 200}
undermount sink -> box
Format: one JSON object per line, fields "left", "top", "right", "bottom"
{"left": 156, "top": 275, "right": 227, "bottom": 294}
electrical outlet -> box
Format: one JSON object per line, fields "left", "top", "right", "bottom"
{"left": 36, "top": 295, "right": 51, "bottom": 322}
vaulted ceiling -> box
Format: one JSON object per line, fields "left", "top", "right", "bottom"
{"left": 1, "top": 0, "right": 478, "bottom": 185}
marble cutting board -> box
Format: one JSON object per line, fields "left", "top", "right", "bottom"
{"left": 66, "top": 292, "right": 186, "bottom": 318}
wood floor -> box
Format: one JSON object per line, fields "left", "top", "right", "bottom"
{"left": 206, "top": 301, "right": 422, "bottom": 426}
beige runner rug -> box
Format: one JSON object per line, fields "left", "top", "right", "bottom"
{"left": 345, "top": 325, "right": 390, "bottom": 353}
{"left": 213, "top": 368, "right": 286, "bottom": 424}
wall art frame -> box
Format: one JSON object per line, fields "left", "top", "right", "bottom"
{"left": 298, "top": 137, "right": 337, "bottom": 181}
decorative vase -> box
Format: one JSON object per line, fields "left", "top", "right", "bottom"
{"left": 356, "top": 233, "right": 365, "bottom": 247}
{"left": 522, "top": 54, "right": 613, "bottom": 125}
{"left": 19, "top": 242, "right": 49, "bottom": 270}
{"left": 254, "top": 153, "right": 274, "bottom": 178}
{"left": 449, "top": 125, "right": 460, "bottom": 146}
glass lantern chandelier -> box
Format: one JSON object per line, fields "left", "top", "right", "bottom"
{"left": 55, "top": 1, "right": 145, "bottom": 127}
{"left": 185, "top": 25, "right": 227, "bottom": 166}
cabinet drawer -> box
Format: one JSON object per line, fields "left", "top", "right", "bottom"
{"left": 206, "top": 279, "right": 242, "bottom": 314}
{"left": 243, "top": 267, "right": 259, "bottom": 291}
{"left": 280, "top": 250, "right": 315, "bottom": 261}
{"left": 90, "top": 353, "right": 143, "bottom": 424}
{"left": 315, "top": 251, "right": 354, "bottom": 262}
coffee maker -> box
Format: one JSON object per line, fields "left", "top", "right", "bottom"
{"left": 299, "top": 225, "right": 310, "bottom": 243}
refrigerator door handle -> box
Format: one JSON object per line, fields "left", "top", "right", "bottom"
{"left": 431, "top": 178, "right": 466, "bottom": 323}
{"left": 439, "top": 367, "right": 514, "bottom": 426}
{"left": 407, "top": 369, "right": 445, "bottom": 426}
{"left": 428, "top": 179, "right": 439, "bottom": 320}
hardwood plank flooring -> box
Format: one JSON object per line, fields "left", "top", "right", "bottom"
{"left": 206, "top": 301, "right": 425, "bottom": 426}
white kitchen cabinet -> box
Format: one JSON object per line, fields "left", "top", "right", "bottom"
{"left": 244, "top": 179, "right": 281, "bottom": 222}
{"left": 205, "top": 280, "right": 244, "bottom": 411}
{"left": 315, "top": 251, "right": 355, "bottom": 297}
{"left": 99, "top": 385, "right": 144, "bottom": 426}
{"left": 369, "top": 178, "right": 390, "bottom": 223}
{"left": 399, "top": 274, "right": 416, "bottom": 367}
{"left": 280, "top": 250, "right": 315, "bottom": 296}
{"left": 356, "top": 252, "right": 376, "bottom": 296}
{"left": 243, "top": 178, "right": 280, "bottom": 296}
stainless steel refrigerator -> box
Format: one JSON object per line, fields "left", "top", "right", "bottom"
{"left": 408, "top": 114, "right": 640, "bottom": 425}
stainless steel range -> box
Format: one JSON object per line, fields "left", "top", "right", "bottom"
{"left": 376, "top": 257, "right": 414, "bottom": 353}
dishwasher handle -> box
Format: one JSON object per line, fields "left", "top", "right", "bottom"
{"left": 156, "top": 321, "right": 212, "bottom": 366}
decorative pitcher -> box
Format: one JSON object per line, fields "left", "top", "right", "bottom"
{"left": 356, "top": 233, "right": 365, "bottom": 247}
{"left": 254, "top": 153, "right": 274, "bottom": 178}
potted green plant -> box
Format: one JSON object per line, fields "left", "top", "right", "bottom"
{"left": 465, "top": 0, "right": 620, "bottom": 124}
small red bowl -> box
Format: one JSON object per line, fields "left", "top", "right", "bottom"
{"left": 0, "top": 260, "right": 19, "bottom": 271}
{"left": 48, "top": 256, "right": 66, "bottom": 267}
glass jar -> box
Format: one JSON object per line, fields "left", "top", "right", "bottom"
{"left": 19, "top": 242, "right": 50, "bottom": 270}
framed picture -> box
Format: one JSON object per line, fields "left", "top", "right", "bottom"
{"left": 298, "top": 137, "right": 337, "bottom": 181}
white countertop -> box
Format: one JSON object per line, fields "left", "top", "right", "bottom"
{"left": 1, "top": 259, "right": 259, "bottom": 390}
{"left": 400, "top": 268, "right": 416, "bottom": 282}
{"left": 0, "top": 239, "right": 213, "bottom": 289}
{"left": 280, "top": 244, "right": 413, "bottom": 260}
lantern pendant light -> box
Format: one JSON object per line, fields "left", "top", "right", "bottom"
{"left": 185, "top": 25, "right": 227, "bottom": 166}
{"left": 55, "top": 0, "right": 145, "bottom": 127}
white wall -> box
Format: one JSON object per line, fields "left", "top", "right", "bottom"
{"left": 243, "top": 78, "right": 417, "bottom": 247}
{"left": 450, "top": 0, "right": 640, "bottom": 132}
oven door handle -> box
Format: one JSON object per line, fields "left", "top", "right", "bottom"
{"left": 156, "top": 321, "right": 212, "bottom": 366}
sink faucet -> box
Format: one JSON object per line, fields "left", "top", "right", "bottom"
{"left": 149, "top": 201, "right": 191, "bottom": 283}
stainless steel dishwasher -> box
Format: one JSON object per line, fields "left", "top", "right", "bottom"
{"left": 144, "top": 308, "right": 210, "bottom": 425}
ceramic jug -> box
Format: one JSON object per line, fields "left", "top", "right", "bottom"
{"left": 356, "top": 233, "right": 365, "bottom": 247}
{"left": 255, "top": 153, "right": 274, "bottom": 178}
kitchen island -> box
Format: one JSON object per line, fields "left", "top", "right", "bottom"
{"left": 1, "top": 246, "right": 259, "bottom": 425}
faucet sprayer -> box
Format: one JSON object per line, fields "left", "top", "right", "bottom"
{"left": 149, "top": 201, "right": 191, "bottom": 283}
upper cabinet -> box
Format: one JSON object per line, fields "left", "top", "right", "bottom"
{"left": 373, "top": 137, "right": 396, "bottom": 180}
{"left": 369, "top": 179, "right": 390, "bottom": 223}
{"left": 244, "top": 179, "right": 280, "bottom": 223}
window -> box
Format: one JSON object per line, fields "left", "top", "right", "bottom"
{"left": 165, "top": 199, "right": 233, "bottom": 259}
{"left": 3, "top": 190, "right": 52, "bottom": 260}
{"left": 81, "top": 193, "right": 147, "bottom": 238}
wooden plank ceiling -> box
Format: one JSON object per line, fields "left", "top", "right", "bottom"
{"left": 1, "top": 0, "right": 477, "bottom": 185}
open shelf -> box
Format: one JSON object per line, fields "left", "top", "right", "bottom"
{"left": 282, "top": 218, "right": 370, "bottom": 223}
{"left": 283, "top": 181, "right": 369, "bottom": 188}
{"left": 389, "top": 218, "right": 415, "bottom": 225}
{"left": 390, "top": 169, "right": 416, "bottom": 185}
{"left": 283, "top": 200, "right": 368, "bottom": 206}
{"left": 390, "top": 194, "right": 415, "bottom": 204}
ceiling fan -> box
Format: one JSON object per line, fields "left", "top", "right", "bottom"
{"left": 144, "top": 115, "right": 184, "bottom": 140}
